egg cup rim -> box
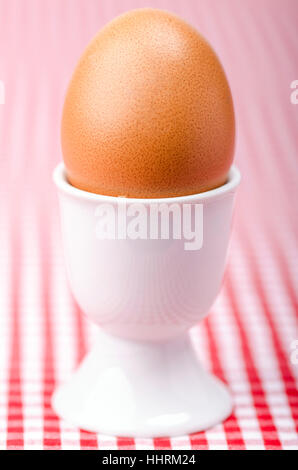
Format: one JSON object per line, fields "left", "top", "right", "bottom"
{"left": 53, "top": 162, "right": 241, "bottom": 204}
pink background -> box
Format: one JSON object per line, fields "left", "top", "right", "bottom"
{"left": 0, "top": 0, "right": 297, "bottom": 450}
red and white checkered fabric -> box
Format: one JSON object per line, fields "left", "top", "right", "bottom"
{"left": 0, "top": 0, "right": 297, "bottom": 450}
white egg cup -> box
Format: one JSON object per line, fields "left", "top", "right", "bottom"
{"left": 52, "top": 163, "right": 240, "bottom": 437}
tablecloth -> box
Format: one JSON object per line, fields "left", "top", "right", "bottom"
{"left": 0, "top": 0, "right": 297, "bottom": 450}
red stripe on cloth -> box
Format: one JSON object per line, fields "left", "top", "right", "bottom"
{"left": 40, "top": 207, "right": 61, "bottom": 449}
{"left": 153, "top": 437, "right": 172, "bottom": 450}
{"left": 79, "top": 429, "right": 99, "bottom": 450}
{"left": 117, "top": 437, "right": 136, "bottom": 450}
{"left": 241, "top": 233, "right": 298, "bottom": 435}
{"left": 205, "top": 318, "right": 246, "bottom": 450}
{"left": 225, "top": 272, "right": 283, "bottom": 450}
{"left": 6, "top": 215, "right": 24, "bottom": 450}
{"left": 189, "top": 431, "right": 209, "bottom": 450}
{"left": 73, "top": 301, "right": 98, "bottom": 449}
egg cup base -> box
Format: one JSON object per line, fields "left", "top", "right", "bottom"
{"left": 52, "top": 329, "right": 232, "bottom": 438}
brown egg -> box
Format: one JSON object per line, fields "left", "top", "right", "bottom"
{"left": 61, "top": 8, "right": 235, "bottom": 198}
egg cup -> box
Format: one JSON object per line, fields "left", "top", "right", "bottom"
{"left": 52, "top": 163, "right": 240, "bottom": 437}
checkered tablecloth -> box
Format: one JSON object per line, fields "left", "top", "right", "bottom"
{"left": 0, "top": 0, "right": 297, "bottom": 450}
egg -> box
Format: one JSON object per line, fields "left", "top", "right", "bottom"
{"left": 61, "top": 8, "right": 235, "bottom": 198}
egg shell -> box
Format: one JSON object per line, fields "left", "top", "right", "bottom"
{"left": 61, "top": 8, "right": 235, "bottom": 198}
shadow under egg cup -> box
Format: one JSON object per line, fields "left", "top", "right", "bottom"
{"left": 52, "top": 163, "right": 240, "bottom": 437}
